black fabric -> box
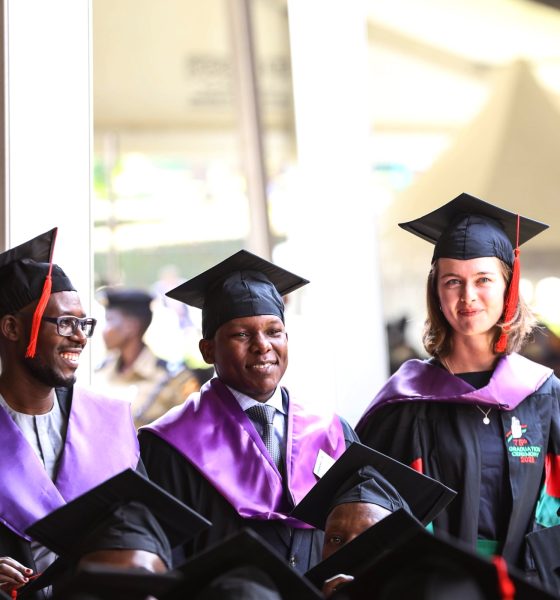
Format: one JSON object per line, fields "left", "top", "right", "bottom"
{"left": 139, "top": 408, "right": 358, "bottom": 574}
{"left": 357, "top": 372, "right": 560, "bottom": 579}
{"left": 526, "top": 525, "right": 560, "bottom": 596}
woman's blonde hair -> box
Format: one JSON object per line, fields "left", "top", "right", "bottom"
{"left": 422, "top": 259, "right": 537, "bottom": 358}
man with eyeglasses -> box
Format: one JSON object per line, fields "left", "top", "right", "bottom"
{"left": 0, "top": 229, "right": 162, "bottom": 599}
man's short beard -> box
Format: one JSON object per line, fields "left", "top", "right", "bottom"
{"left": 23, "top": 356, "right": 75, "bottom": 388}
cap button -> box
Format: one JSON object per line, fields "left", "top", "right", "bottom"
{"left": 288, "top": 555, "right": 297, "bottom": 567}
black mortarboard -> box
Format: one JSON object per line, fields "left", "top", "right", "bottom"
{"left": 329, "top": 515, "right": 556, "bottom": 600}
{"left": 398, "top": 192, "right": 548, "bottom": 265}
{"left": 97, "top": 288, "right": 154, "bottom": 320}
{"left": 0, "top": 228, "right": 75, "bottom": 357}
{"left": 163, "top": 529, "right": 322, "bottom": 600}
{"left": 22, "top": 469, "right": 211, "bottom": 595}
{"left": 26, "top": 469, "right": 211, "bottom": 558}
{"left": 291, "top": 442, "right": 456, "bottom": 531}
{"left": 50, "top": 564, "right": 181, "bottom": 600}
{"left": 165, "top": 250, "right": 309, "bottom": 339}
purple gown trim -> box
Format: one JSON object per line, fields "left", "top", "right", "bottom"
{"left": 357, "top": 353, "right": 553, "bottom": 427}
{"left": 0, "top": 387, "right": 140, "bottom": 540}
{"left": 142, "top": 378, "right": 346, "bottom": 529}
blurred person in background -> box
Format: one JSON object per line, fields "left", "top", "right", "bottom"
{"left": 94, "top": 288, "right": 200, "bottom": 428}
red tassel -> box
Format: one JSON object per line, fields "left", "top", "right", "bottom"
{"left": 25, "top": 274, "right": 52, "bottom": 358}
{"left": 25, "top": 229, "right": 57, "bottom": 358}
{"left": 495, "top": 215, "right": 520, "bottom": 354}
{"left": 492, "top": 556, "right": 515, "bottom": 600}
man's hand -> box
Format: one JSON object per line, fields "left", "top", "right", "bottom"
{"left": 322, "top": 573, "right": 354, "bottom": 597}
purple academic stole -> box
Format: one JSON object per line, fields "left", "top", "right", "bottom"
{"left": 0, "top": 387, "right": 139, "bottom": 539}
{"left": 143, "top": 378, "right": 346, "bottom": 528}
{"left": 358, "top": 353, "right": 553, "bottom": 428}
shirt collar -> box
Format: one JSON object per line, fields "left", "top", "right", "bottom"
{"left": 226, "top": 384, "right": 285, "bottom": 414}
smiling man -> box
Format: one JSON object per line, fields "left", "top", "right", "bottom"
{"left": 139, "top": 250, "right": 358, "bottom": 573}
{"left": 0, "top": 229, "right": 143, "bottom": 599}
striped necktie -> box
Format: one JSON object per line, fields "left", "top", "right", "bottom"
{"left": 246, "top": 404, "right": 282, "bottom": 471}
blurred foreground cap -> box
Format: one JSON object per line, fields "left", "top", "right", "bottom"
{"left": 51, "top": 564, "right": 181, "bottom": 600}
{"left": 164, "top": 529, "right": 322, "bottom": 600}
{"left": 329, "top": 512, "right": 555, "bottom": 600}
{"left": 165, "top": 250, "right": 308, "bottom": 338}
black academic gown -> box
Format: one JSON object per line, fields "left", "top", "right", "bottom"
{"left": 357, "top": 370, "right": 560, "bottom": 585}
{"left": 139, "top": 409, "right": 357, "bottom": 574}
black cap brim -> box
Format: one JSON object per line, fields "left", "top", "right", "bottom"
{"left": 165, "top": 249, "right": 309, "bottom": 309}
{"left": 291, "top": 442, "right": 456, "bottom": 530}
{"left": 164, "top": 529, "right": 322, "bottom": 600}
{"left": 25, "top": 469, "right": 211, "bottom": 556}
{"left": 399, "top": 193, "right": 549, "bottom": 248}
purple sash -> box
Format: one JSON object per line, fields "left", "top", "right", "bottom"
{"left": 142, "top": 378, "right": 346, "bottom": 528}
{"left": 358, "top": 353, "right": 553, "bottom": 427}
{"left": 0, "top": 387, "right": 139, "bottom": 540}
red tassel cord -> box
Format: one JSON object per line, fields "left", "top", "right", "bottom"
{"left": 495, "top": 214, "right": 520, "bottom": 354}
{"left": 25, "top": 273, "right": 52, "bottom": 358}
{"left": 25, "top": 229, "right": 57, "bottom": 359}
{"left": 492, "top": 556, "right": 515, "bottom": 600}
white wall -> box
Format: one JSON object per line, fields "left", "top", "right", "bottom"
{"left": 0, "top": 0, "right": 93, "bottom": 380}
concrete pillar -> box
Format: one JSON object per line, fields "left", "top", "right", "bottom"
{"left": 286, "top": 0, "right": 388, "bottom": 425}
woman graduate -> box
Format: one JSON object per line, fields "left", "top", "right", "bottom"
{"left": 356, "top": 193, "right": 560, "bottom": 588}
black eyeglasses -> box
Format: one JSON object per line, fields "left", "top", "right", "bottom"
{"left": 42, "top": 316, "right": 97, "bottom": 338}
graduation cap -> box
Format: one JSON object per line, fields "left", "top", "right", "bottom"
{"left": 22, "top": 469, "right": 211, "bottom": 595}
{"left": 165, "top": 250, "right": 309, "bottom": 339}
{"left": 96, "top": 288, "right": 154, "bottom": 320}
{"left": 50, "top": 564, "right": 182, "bottom": 600}
{"left": 0, "top": 228, "right": 75, "bottom": 357}
{"left": 399, "top": 192, "right": 549, "bottom": 353}
{"left": 329, "top": 514, "right": 556, "bottom": 600}
{"left": 291, "top": 442, "right": 456, "bottom": 531}
{"left": 163, "top": 529, "right": 322, "bottom": 600}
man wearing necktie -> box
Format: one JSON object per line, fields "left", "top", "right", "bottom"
{"left": 139, "top": 251, "right": 358, "bottom": 573}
